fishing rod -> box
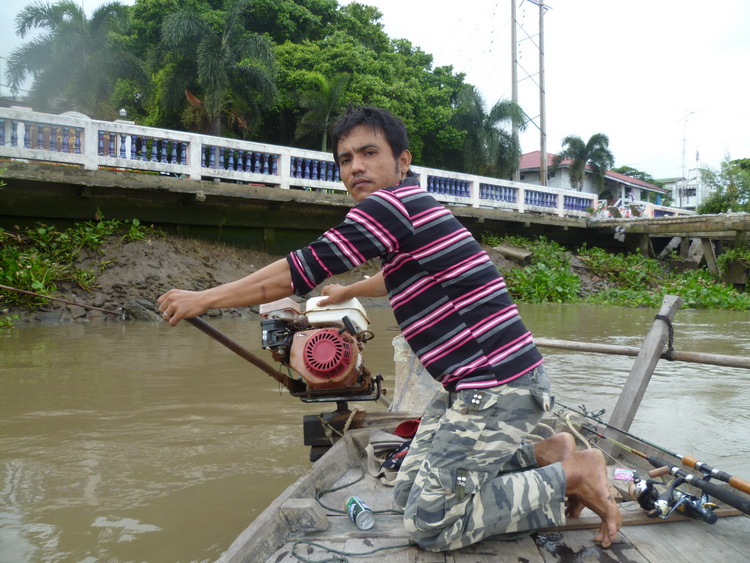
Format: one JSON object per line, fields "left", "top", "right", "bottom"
{"left": 556, "top": 401, "right": 750, "bottom": 495}
{"left": 0, "top": 283, "right": 125, "bottom": 318}
{"left": 573, "top": 420, "right": 750, "bottom": 518}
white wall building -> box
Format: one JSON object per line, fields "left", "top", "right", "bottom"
{"left": 660, "top": 168, "right": 710, "bottom": 211}
{"left": 518, "top": 151, "right": 669, "bottom": 202}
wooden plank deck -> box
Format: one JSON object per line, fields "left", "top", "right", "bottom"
{"left": 267, "top": 515, "right": 750, "bottom": 562}
{"left": 256, "top": 432, "right": 750, "bottom": 563}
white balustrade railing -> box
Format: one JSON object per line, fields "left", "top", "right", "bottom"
{"left": 0, "top": 106, "right": 597, "bottom": 217}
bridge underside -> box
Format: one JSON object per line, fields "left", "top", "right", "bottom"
{"left": 2, "top": 164, "right": 747, "bottom": 274}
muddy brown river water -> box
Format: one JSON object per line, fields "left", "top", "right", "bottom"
{"left": 1, "top": 304, "right": 748, "bottom": 562}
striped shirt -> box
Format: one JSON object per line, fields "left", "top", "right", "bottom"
{"left": 287, "top": 177, "right": 543, "bottom": 391}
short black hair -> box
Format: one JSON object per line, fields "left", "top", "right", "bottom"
{"left": 331, "top": 106, "right": 410, "bottom": 166}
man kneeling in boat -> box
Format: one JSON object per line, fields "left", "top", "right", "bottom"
{"left": 158, "top": 106, "right": 621, "bottom": 551}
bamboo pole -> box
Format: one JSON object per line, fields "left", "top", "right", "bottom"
{"left": 534, "top": 338, "right": 750, "bottom": 370}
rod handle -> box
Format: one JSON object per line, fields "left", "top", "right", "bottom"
{"left": 682, "top": 455, "right": 750, "bottom": 495}
{"left": 648, "top": 466, "right": 670, "bottom": 478}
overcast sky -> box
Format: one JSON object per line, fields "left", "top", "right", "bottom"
{"left": 3, "top": 0, "right": 749, "bottom": 179}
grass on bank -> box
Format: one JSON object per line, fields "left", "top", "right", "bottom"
{"left": 0, "top": 218, "right": 161, "bottom": 325}
{"left": 483, "top": 233, "right": 750, "bottom": 310}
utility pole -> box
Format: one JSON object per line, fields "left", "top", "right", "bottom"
{"left": 511, "top": 1, "right": 520, "bottom": 182}
{"left": 513, "top": 1, "right": 550, "bottom": 186}
{"left": 538, "top": 1, "right": 547, "bottom": 186}
{"left": 679, "top": 109, "right": 699, "bottom": 209}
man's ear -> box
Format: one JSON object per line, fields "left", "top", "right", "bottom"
{"left": 398, "top": 150, "right": 412, "bottom": 175}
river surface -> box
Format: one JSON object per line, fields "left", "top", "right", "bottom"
{"left": 1, "top": 303, "right": 748, "bottom": 562}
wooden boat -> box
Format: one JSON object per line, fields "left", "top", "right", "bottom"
{"left": 217, "top": 296, "right": 750, "bottom": 562}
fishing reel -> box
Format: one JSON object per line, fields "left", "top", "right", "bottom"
{"left": 628, "top": 472, "right": 719, "bottom": 524}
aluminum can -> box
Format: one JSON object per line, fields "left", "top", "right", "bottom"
{"left": 345, "top": 495, "right": 374, "bottom": 530}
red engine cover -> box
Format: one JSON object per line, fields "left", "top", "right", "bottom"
{"left": 289, "top": 328, "right": 361, "bottom": 389}
{"left": 304, "top": 330, "right": 352, "bottom": 378}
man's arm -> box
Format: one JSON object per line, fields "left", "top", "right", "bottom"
{"left": 318, "top": 271, "right": 387, "bottom": 306}
{"left": 158, "top": 258, "right": 293, "bottom": 325}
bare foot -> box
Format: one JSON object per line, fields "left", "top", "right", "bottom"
{"left": 561, "top": 449, "right": 621, "bottom": 548}
{"left": 534, "top": 432, "right": 576, "bottom": 467}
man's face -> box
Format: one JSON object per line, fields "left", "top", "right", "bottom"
{"left": 336, "top": 125, "right": 412, "bottom": 203}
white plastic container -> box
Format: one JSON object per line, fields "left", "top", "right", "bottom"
{"left": 305, "top": 296, "right": 370, "bottom": 333}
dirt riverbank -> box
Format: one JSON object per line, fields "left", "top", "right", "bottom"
{"left": 3, "top": 234, "right": 604, "bottom": 324}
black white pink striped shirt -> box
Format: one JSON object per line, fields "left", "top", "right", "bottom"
{"left": 287, "top": 177, "right": 543, "bottom": 391}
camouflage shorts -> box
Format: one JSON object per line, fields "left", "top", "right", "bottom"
{"left": 393, "top": 366, "right": 566, "bottom": 551}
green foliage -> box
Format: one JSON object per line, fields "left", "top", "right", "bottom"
{"left": 0, "top": 315, "right": 20, "bottom": 329}
{"left": 486, "top": 236, "right": 750, "bottom": 310}
{"left": 294, "top": 72, "right": 351, "bottom": 151}
{"left": 715, "top": 246, "right": 750, "bottom": 276}
{"left": 697, "top": 156, "right": 750, "bottom": 214}
{"left": 664, "top": 269, "right": 750, "bottom": 310}
{"left": 156, "top": 0, "right": 277, "bottom": 136}
{"left": 555, "top": 133, "right": 615, "bottom": 192}
{"left": 481, "top": 232, "right": 502, "bottom": 247}
{"left": 0, "top": 219, "right": 159, "bottom": 308}
{"left": 269, "top": 33, "right": 466, "bottom": 164}
{"left": 611, "top": 166, "right": 664, "bottom": 188}
{"left": 578, "top": 245, "right": 665, "bottom": 289}
{"left": 6, "top": 0, "right": 140, "bottom": 118}
{"left": 242, "top": 0, "right": 340, "bottom": 44}
{"left": 449, "top": 86, "right": 525, "bottom": 177}
{"left": 500, "top": 237, "right": 581, "bottom": 304}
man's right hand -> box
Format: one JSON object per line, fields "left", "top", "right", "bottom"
{"left": 319, "top": 271, "right": 387, "bottom": 307}
{"left": 318, "top": 283, "right": 350, "bottom": 306}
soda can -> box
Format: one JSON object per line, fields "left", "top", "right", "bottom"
{"left": 345, "top": 495, "right": 374, "bottom": 530}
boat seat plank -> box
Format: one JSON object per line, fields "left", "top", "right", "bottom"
{"left": 618, "top": 517, "right": 750, "bottom": 562}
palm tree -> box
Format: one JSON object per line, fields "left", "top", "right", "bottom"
{"left": 451, "top": 86, "right": 526, "bottom": 178}
{"left": 555, "top": 133, "right": 615, "bottom": 192}
{"left": 159, "top": 0, "right": 276, "bottom": 136}
{"left": 294, "top": 72, "right": 350, "bottom": 152}
{"left": 6, "top": 0, "right": 136, "bottom": 118}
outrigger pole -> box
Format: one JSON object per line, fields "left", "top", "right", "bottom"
{"left": 556, "top": 401, "right": 750, "bottom": 496}
{"left": 0, "top": 283, "right": 125, "bottom": 318}
{"left": 573, "top": 422, "right": 750, "bottom": 517}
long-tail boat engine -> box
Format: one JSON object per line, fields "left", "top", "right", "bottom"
{"left": 259, "top": 297, "right": 382, "bottom": 404}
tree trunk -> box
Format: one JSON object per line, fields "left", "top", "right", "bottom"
{"left": 208, "top": 114, "right": 222, "bottom": 137}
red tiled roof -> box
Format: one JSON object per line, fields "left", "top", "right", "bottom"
{"left": 604, "top": 169, "right": 665, "bottom": 191}
{"left": 519, "top": 151, "right": 571, "bottom": 169}
{"left": 519, "top": 151, "right": 663, "bottom": 191}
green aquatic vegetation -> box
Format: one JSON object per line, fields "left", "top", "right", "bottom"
{"left": 578, "top": 245, "right": 666, "bottom": 290}
{"left": 492, "top": 235, "right": 750, "bottom": 310}
{"left": 500, "top": 236, "right": 581, "bottom": 304}
{"left": 662, "top": 269, "right": 750, "bottom": 310}
{"left": 0, "top": 218, "right": 160, "bottom": 307}
{"left": 481, "top": 232, "right": 503, "bottom": 247}
{"left": 716, "top": 246, "right": 750, "bottom": 276}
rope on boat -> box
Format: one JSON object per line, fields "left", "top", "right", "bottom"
{"left": 317, "top": 408, "right": 361, "bottom": 445}
{"left": 654, "top": 313, "right": 676, "bottom": 360}
{"left": 342, "top": 408, "right": 360, "bottom": 434}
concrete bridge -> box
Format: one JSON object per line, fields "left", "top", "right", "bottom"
{"left": 1, "top": 106, "right": 745, "bottom": 280}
